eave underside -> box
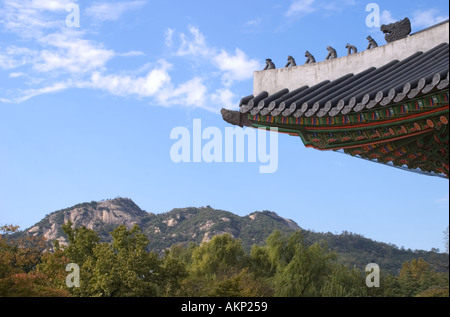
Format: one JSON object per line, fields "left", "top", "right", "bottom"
{"left": 222, "top": 91, "right": 449, "bottom": 178}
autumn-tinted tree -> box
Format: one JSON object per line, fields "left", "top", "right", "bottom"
{"left": 395, "top": 258, "right": 449, "bottom": 297}
{"left": 0, "top": 225, "right": 69, "bottom": 297}
{"left": 2, "top": 222, "right": 448, "bottom": 297}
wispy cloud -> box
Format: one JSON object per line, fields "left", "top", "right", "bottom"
{"left": 4, "top": 82, "right": 69, "bottom": 104}
{"left": 175, "top": 26, "right": 214, "bottom": 58}
{"left": 85, "top": 1, "right": 147, "bottom": 22}
{"left": 34, "top": 31, "right": 115, "bottom": 74}
{"left": 242, "top": 18, "right": 264, "bottom": 33}
{"left": 214, "top": 49, "right": 261, "bottom": 85}
{"left": 172, "top": 26, "right": 261, "bottom": 86}
{"left": 88, "top": 60, "right": 172, "bottom": 98}
{"left": 211, "top": 88, "right": 236, "bottom": 110}
{"left": 87, "top": 26, "right": 261, "bottom": 111}
{"left": 412, "top": 8, "right": 448, "bottom": 29}
{"left": 9, "top": 72, "right": 26, "bottom": 78}
{"left": 379, "top": 8, "right": 448, "bottom": 30}
{"left": 162, "top": 26, "right": 262, "bottom": 110}
{"left": 435, "top": 194, "right": 449, "bottom": 204}
{"left": 165, "top": 28, "right": 175, "bottom": 48}
{"left": 380, "top": 10, "right": 397, "bottom": 25}
{"left": 284, "top": 0, "right": 357, "bottom": 18}
{"left": 285, "top": 0, "right": 317, "bottom": 17}
{"left": 0, "top": 0, "right": 73, "bottom": 37}
{"left": 244, "top": 18, "right": 263, "bottom": 28}
{"left": 0, "top": 0, "right": 259, "bottom": 112}
{"left": 0, "top": 48, "right": 36, "bottom": 70}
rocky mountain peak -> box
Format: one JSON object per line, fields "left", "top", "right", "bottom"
{"left": 27, "top": 197, "right": 149, "bottom": 244}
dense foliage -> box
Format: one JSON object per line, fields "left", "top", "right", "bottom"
{"left": 1, "top": 223, "right": 448, "bottom": 297}
{"left": 14, "top": 200, "right": 448, "bottom": 276}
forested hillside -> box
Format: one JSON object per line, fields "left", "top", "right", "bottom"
{"left": 14, "top": 198, "right": 449, "bottom": 276}
{"left": 1, "top": 224, "right": 448, "bottom": 297}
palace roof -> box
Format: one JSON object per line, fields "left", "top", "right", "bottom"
{"left": 221, "top": 19, "right": 449, "bottom": 178}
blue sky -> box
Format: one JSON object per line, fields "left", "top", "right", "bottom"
{"left": 0, "top": 0, "right": 449, "bottom": 252}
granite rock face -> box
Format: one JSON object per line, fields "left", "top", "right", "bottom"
{"left": 23, "top": 199, "right": 300, "bottom": 252}
{"left": 27, "top": 198, "right": 149, "bottom": 244}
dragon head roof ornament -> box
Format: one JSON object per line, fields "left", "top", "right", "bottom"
{"left": 380, "top": 17, "right": 412, "bottom": 43}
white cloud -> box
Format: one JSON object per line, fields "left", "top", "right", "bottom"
{"left": 0, "top": 1, "right": 255, "bottom": 112}
{"left": 380, "top": 10, "right": 396, "bottom": 25}
{"left": 29, "top": 0, "right": 73, "bottom": 11}
{"left": 9, "top": 72, "right": 26, "bottom": 78}
{"left": 4, "top": 82, "right": 69, "bottom": 103}
{"left": 34, "top": 32, "right": 115, "bottom": 74}
{"left": 214, "top": 49, "right": 261, "bottom": 85}
{"left": 0, "top": 1, "right": 114, "bottom": 76}
{"left": 87, "top": 62, "right": 214, "bottom": 111}
{"left": 89, "top": 60, "right": 172, "bottom": 97}
{"left": 174, "top": 27, "right": 261, "bottom": 85}
{"left": 285, "top": 0, "right": 317, "bottom": 17}
{"left": 85, "top": 1, "right": 147, "bottom": 22}
{"left": 176, "top": 26, "right": 213, "bottom": 58}
{"left": 0, "top": 0, "right": 73, "bottom": 37}
{"left": 320, "top": 0, "right": 356, "bottom": 14}
{"left": 412, "top": 9, "right": 449, "bottom": 29}
{"left": 283, "top": 0, "right": 358, "bottom": 20}
{"left": 243, "top": 18, "right": 264, "bottom": 33}
{"left": 170, "top": 77, "right": 208, "bottom": 108}
{"left": 211, "top": 88, "right": 236, "bottom": 110}
{"left": 244, "top": 18, "right": 263, "bottom": 28}
{"left": 0, "top": 46, "right": 37, "bottom": 70}
{"left": 0, "top": 53, "right": 22, "bottom": 70}
{"left": 165, "top": 28, "right": 175, "bottom": 47}
{"left": 117, "top": 51, "right": 145, "bottom": 57}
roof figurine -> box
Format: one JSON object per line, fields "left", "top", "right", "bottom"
{"left": 366, "top": 36, "right": 378, "bottom": 49}
{"left": 381, "top": 17, "right": 412, "bottom": 43}
{"left": 285, "top": 55, "right": 297, "bottom": 68}
{"left": 346, "top": 43, "right": 358, "bottom": 55}
{"left": 263, "top": 58, "right": 276, "bottom": 70}
{"left": 305, "top": 51, "right": 316, "bottom": 64}
{"left": 325, "top": 46, "right": 337, "bottom": 60}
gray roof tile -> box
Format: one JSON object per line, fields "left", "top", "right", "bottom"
{"left": 238, "top": 43, "right": 449, "bottom": 119}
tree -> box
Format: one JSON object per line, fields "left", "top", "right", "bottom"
{"left": 160, "top": 253, "right": 188, "bottom": 296}
{"left": 62, "top": 221, "right": 100, "bottom": 267}
{"left": 106, "top": 224, "right": 161, "bottom": 297}
{"left": 0, "top": 225, "right": 69, "bottom": 297}
{"left": 180, "top": 234, "right": 246, "bottom": 296}
{"left": 321, "top": 264, "right": 368, "bottom": 297}
{"left": 36, "top": 240, "right": 71, "bottom": 293}
{"left": 63, "top": 223, "right": 161, "bottom": 297}
{"left": 249, "top": 244, "right": 275, "bottom": 279}
{"left": 263, "top": 230, "right": 337, "bottom": 297}
{"left": 190, "top": 234, "right": 247, "bottom": 278}
{"left": 397, "top": 258, "right": 449, "bottom": 297}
